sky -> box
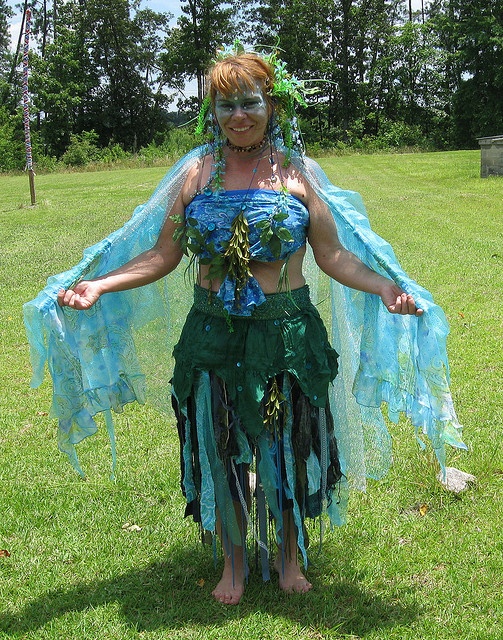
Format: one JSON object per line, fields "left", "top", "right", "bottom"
{"left": 6, "top": 0, "right": 426, "bottom": 50}
{"left": 6, "top": 0, "right": 183, "bottom": 49}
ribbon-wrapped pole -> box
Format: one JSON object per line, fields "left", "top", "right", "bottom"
{"left": 23, "top": 8, "right": 36, "bottom": 205}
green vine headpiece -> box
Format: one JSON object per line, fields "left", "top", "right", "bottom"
{"left": 196, "top": 40, "right": 318, "bottom": 164}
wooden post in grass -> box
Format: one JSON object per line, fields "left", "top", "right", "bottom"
{"left": 23, "top": 8, "right": 36, "bottom": 205}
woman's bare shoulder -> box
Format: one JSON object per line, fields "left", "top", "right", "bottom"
{"left": 181, "top": 154, "right": 212, "bottom": 205}
{"left": 282, "top": 163, "right": 311, "bottom": 204}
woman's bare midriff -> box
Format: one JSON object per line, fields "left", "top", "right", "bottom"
{"left": 197, "top": 246, "right": 307, "bottom": 294}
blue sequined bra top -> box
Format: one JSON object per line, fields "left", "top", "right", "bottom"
{"left": 182, "top": 189, "right": 309, "bottom": 316}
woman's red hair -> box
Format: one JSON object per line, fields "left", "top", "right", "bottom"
{"left": 207, "top": 53, "right": 274, "bottom": 109}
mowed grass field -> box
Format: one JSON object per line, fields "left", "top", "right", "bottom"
{"left": 0, "top": 150, "right": 502, "bottom": 640}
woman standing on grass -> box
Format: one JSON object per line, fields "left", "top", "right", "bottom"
{"left": 25, "top": 44, "right": 465, "bottom": 606}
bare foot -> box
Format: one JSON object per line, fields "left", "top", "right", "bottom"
{"left": 212, "top": 561, "right": 245, "bottom": 605}
{"left": 274, "top": 555, "right": 312, "bottom": 594}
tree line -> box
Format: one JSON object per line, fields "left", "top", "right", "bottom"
{"left": 0, "top": 0, "right": 502, "bottom": 170}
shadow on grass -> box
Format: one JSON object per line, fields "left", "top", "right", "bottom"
{"left": 0, "top": 546, "right": 417, "bottom": 637}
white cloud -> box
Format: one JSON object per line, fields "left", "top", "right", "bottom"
{"left": 8, "top": 17, "right": 23, "bottom": 51}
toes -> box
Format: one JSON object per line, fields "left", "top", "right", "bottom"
{"left": 212, "top": 590, "right": 241, "bottom": 605}
{"left": 285, "top": 579, "right": 312, "bottom": 594}
{"left": 212, "top": 583, "right": 243, "bottom": 605}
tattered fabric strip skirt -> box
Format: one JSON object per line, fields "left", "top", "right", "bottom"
{"left": 171, "top": 285, "right": 346, "bottom": 576}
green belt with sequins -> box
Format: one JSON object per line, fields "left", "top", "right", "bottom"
{"left": 192, "top": 284, "right": 312, "bottom": 320}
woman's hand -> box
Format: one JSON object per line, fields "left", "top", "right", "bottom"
{"left": 57, "top": 280, "right": 103, "bottom": 310}
{"left": 380, "top": 282, "right": 424, "bottom": 316}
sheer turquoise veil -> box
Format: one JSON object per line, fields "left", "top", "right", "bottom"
{"left": 295, "top": 154, "right": 466, "bottom": 494}
{"left": 23, "top": 144, "right": 466, "bottom": 487}
{"left": 23, "top": 147, "right": 202, "bottom": 476}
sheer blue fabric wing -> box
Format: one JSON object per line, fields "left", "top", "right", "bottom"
{"left": 23, "top": 147, "right": 203, "bottom": 476}
{"left": 296, "top": 156, "right": 466, "bottom": 492}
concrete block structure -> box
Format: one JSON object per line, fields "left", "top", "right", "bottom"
{"left": 477, "top": 135, "right": 503, "bottom": 177}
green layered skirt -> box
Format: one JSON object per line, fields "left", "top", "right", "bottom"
{"left": 171, "top": 285, "right": 344, "bottom": 576}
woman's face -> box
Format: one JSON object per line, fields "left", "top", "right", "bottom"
{"left": 214, "top": 84, "right": 270, "bottom": 148}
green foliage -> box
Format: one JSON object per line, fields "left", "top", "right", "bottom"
{"left": 81, "top": 0, "right": 173, "bottom": 150}
{"left": 24, "top": 0, "right": 175, "bottom": 156}
{"left": 428, "top": 0, "right": 503, "bottom": 147}
{"left": 30, "top": 25, "right": 94, "bottom": 157}
{"left": 137, "top": 127, "right": 198, "bottom": 162}
{"left": 2, "top": 0, "right": 503, "bottom": 167}
{"left": 61, "top": 131, "right": 101, "bottom": 166}
{"left": 0, "top": 0, "right": 13, "bottom": 82}
{"left": 97, "top": 143, "right": 129, "bottom": 164}
{"left": 0, "top": 107, "right": 62, "bottom": 172}
{"left": 0, "top": 108, "right": 25, "bottom": 171}
{"left": 304, "top": 115, "right": 431, "bottom": 155}
{"left": 252, "top": 0, "right": 503, "bottom": 150}
{"left": 362, "top": 119, "right": 430, "bottom": 151}
{"left": 33, "top": 153, "right": 62, "bottom": 172}
{"left": 48, "top": 127, "right": 198, "bottom": 170}
{"left": 165, "top": 0, "right": 237, "bottom": 103}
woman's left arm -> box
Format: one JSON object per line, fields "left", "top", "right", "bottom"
{"left": 306, "top": 185, "right": 423, "bottom": 316}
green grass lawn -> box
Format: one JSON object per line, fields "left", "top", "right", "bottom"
{"left": 1, "top": 151, "right": 502, "bottom": 639}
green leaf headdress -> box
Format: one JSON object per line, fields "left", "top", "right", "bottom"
{"left": 196, "top": 39, "right": 318, "bottom": 164}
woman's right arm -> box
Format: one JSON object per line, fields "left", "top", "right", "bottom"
{"left": 57, "top": 192, "right": 185, "bottom": 310}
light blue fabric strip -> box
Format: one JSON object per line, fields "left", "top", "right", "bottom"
{"left": 195, "top": 371, "right": 242, "bottom": 545}
{"left": 306, "top": 450, "right": 321, "bottom": 497}
{"left": 327, "top": 480, "right": 350, "bottom": 527}
{"left": 256, "top": 433, "right": 282, "bottom": 536}
{"left": 234, "top": 425, "right": 253, "bottom": 466}
{"left": 255, "top": 451, "right": 271, "bottom": 581}
{"left": 104, "top": 409, "right": 117, "bottom": 481}
{"left": 175, "top": 387, "right": 197, "bottom": 504}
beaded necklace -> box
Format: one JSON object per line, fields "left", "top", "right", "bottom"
{"left": 226, "top": 138, "right": 268, "bottom": 154}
